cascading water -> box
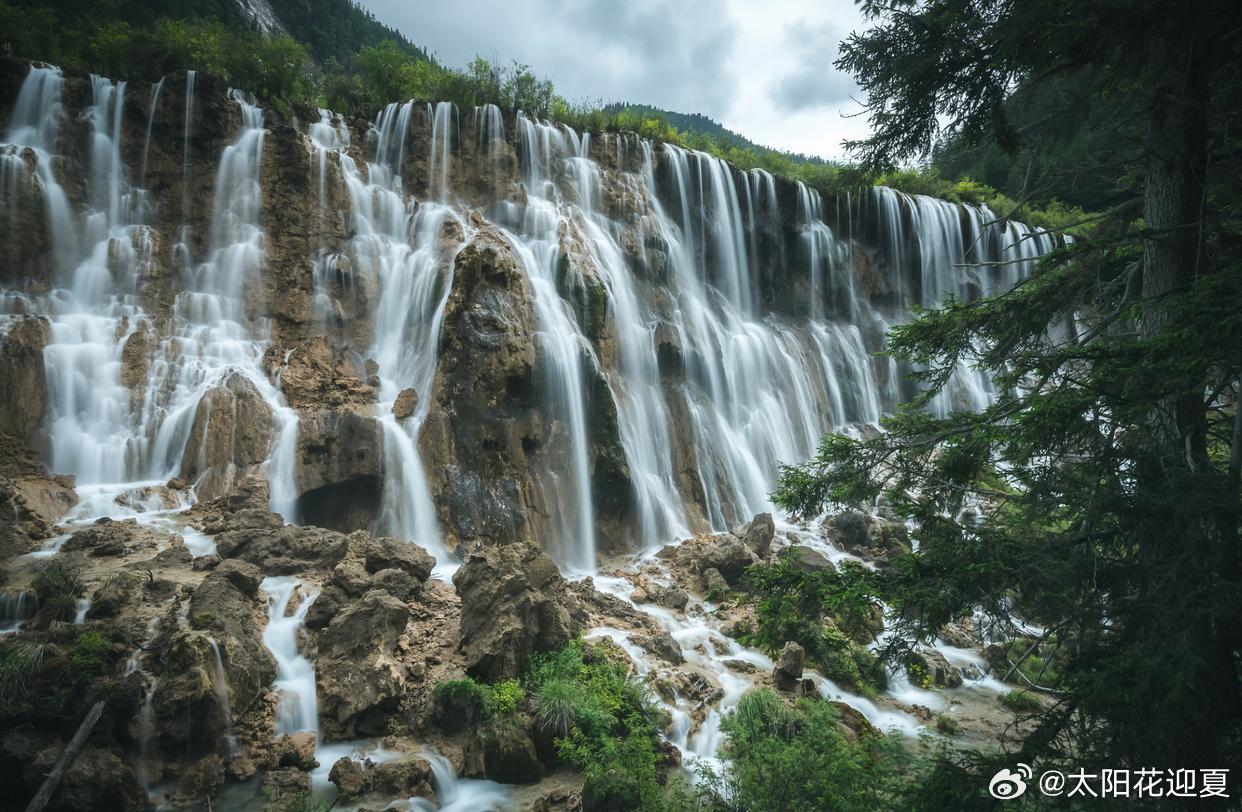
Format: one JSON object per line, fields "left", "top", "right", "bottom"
{"left": 206, "top": 637, "right": 239, "bottom": 754}
{"left": 312, "top": 100, "right": 467, "bottom": 569}
{"left": 505, "top": 114, "right": 601, "bottom": 570}
{"left": 0, "top": 64, "right": 1069, "bottom": 798}
{"left": 260, "top": 576, "right": 320, "bottom": 737}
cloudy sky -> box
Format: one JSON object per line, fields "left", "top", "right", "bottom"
{"left": 357, "top": 0, "right": 872, "bottom": 160}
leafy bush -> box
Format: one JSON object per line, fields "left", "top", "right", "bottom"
{"left": 739, "top": 554, "right": 886, "bottom": 694}
{"left": 999, "top": 689, "right": 1042, "bottom": 714}
{"left": 432, "top": 677, "right": 488, "bottom": 730}
{"left": 528, "top": 641, "right": 667, "bottom": 809}
{"left": 31, "top": 563, "right": 84, "bottom": 627}
{"left": 484, "top": 678, "right": 525, "bottom": 717}
{"left": 698, "top": 690, "right": 921, "bottom": 812}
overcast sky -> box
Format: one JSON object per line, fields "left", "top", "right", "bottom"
{"left": 357, "top": 0, "right": 871, "bottom": 161}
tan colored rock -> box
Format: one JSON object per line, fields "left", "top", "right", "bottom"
{"left": 392, "top": 387, "right": 418, "bottom": 419}
{"left": 453, "top": 542, "right": 579, "bottom": 681}
{"left": 0, "top": 316, "right": 50, "bottom": 438}
{"left": 316, "top": 589, "right": 411, "bottom": 738}
{"left": 180, "top": 371, "right": 274, "bottom": 501}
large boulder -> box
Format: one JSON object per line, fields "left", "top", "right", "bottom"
{"left": 183, "top": 565, "right": 277, "bottom": 737}
{"left": 739, "top": 512, "right": 775, "bottom": 559}
{"left": 671, "top": 533, "right": 758, "bottom": 586}
{"left": 0, "top": 317, "right": 50, "bottom": 439}
{"left": 825, "top": 511, "right": 911, "bottom": 566}
{"left": 471, "top": 720, "right": 544, "bottom": 784}
{"left": 179, "top": 372, "right": 275, "bottom": 502}
{"left": 453, "top": 542, "right": 579, "bottom": 681}
{"left": 316, "top": 589, "right": 411, "bottom": 738}
{"left": 214, "top": 523, "right": 351, "bottom": 574}
{"left": 774, "top": 641, "right": 806, "bottom": 690}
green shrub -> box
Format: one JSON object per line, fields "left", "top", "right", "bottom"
{"left": 933, "top": 714, "right": 960, "bottom": 736}
{"left": 699, "top": 690, "right": 921, "bottom": 811}
{"left": 528, "top": 641, "right": 666, "bottom": 808}
{"left": 999, "top": 689, "right": 1042, "bottom": 714}
{"left": 484, "top": 678, "right": 525, "bottom": 717}
{"left": 739, "top": 556, "right": 886, "bottom": 694}
{"left": 31, "top": 563, "right": 84, "bottom": 627}
{"left": 433, "top": 677, "right": 487, "bottom": 730}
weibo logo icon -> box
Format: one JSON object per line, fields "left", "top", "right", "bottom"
{"left": 988, "top": 763, "right": 1032, "bottom": 799}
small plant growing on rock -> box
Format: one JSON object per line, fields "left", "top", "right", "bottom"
{"left": 31, "top": 563, "right": 84, "bottom": 627}
{"left": 484, "top": 678, "right": 525, "bottom": 717}
{"left": 933, "top": 714, "right": 960, "bottom": 736}
{"left": 1000, "top": 689, "right": 1042, "bottom": 714}
{"left": 433, "top": 677, "right": 488, "bottom": 730}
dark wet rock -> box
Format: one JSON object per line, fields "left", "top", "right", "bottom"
{"left": 271, "top": 732, "right": 318, "bottom": 770}
{"left": 363, "top": 535, "right": 435, "bottom": 582}
{"left": 173, "top": 753, "right": 224, "bottom": 806}
{"left": 825, "top": 511, "right": 911, "bottom": 566}
{"left": 472, "top": 720, "right": 543, "bottom": 784}
{"left": 786, "top": 544, "right": 835, "bottom": 573}
{"left": 87, "top": 570, "right": 142, "bottom": 619}
{"left": 774, "top": 641, "right": 806, "bottom": 690}
{"left": 636, "top": 630, "right": 684, "bottom": 665}
{"left": 700, "top": 567, "right": 730, "bottom": 596}
{"left": 0, "top": 317, "right": 50, "bottom": 439}
{"left": 214, "top": 523, "right": 350, "bottom": 574}
{"left": 739, "top": 512, "right": 775, "bottom": 559}
{"left": 261, "top": 767, "right": 310, "bottom": 812}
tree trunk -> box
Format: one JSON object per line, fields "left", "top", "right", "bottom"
{"left": 23, "top": 700, "right": 107, "bottom": 812}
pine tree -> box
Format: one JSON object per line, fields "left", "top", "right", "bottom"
{"left": 778, "top": 1, "right": 1242, "bottom": 804}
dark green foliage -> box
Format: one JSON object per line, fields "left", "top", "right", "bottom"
{"left": 432, "top": 677, "right": 488, "bottom": 730}
{"left": 30, "top": 562, "right": 84, "bottom": 627}
{"left": 697, "top": 690, "right": 921, "bottom": 812}
{"left": 528, "top": 640, "right": 667, "bottom": 810}
{"left": 432, "top": 676, "right": 524, "bottom": 732}
{"left": 999, "top": 690, "right": 1041, "bottom": 715}
{"left": 738, "top": 554, "right": 885, "bottom": 694}
{"left": 0, "top": 629, "right": 115, "bottom": 718}
{"left": 783, "top": 0, "right": 1242, "bottom": 793}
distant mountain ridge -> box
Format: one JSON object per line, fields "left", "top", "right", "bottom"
{"left": 603, "top": 102, "right": 830, "bottom": 165}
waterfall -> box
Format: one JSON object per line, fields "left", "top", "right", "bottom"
{"left": 2, "top": 63, "right": 1062, "bottom": 574}
{"left": 507, "top": 114, "right": 600, "bottom": 571}
{"left": 260, "top": 576, "right": 320, "bottom": 737}
{"left": 0, "top": 591, "right": 32, "bottom": 634}
{"left": 397, "top": 750, "right": 510, "bottom": 811}
{"left": 136, "top": 679, "right": 158, "bottom": 792}
{"left": 311, "top": 100, "right": 465, "bottom": 568}
{"left": 206, "top": 637, "right": 239, "bottom": 754}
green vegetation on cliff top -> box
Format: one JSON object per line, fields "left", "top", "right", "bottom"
{"left": 0, "top": 0, "right": 1086, "bottom": 231}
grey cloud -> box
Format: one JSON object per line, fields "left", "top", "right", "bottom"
{"left": 769, "top": 21, "right": 858, "bottom": 112}
{"left": 361, "top": 0, "right": 738, "bottom": 119}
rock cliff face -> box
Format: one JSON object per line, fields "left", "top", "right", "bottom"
{"left": 2, "top": 56, "right": 1057, "bottom": 564}
{"left": 0, "top": 57, "right": 1060, "bottom": 811}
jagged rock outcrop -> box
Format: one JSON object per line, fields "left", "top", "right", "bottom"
{"left": 187, "top": 561, "right": 277, "bottom": 716}
{"left": 0, "top": 316, "right": 50, "bottom": 439}
{"left": 824, "top": 511, "right": 911, "bottom": 566}
{"left": 180, "top": 371, "right": 275, "bottom": 502}
{"left": 316, "top": 588, "right": 411, "bottom": 739}
{"left": 453, "top": 542, "right": 580, "bottom": 681}
{"left": 419, "top": 226, "right": 543, "bottom": 550}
